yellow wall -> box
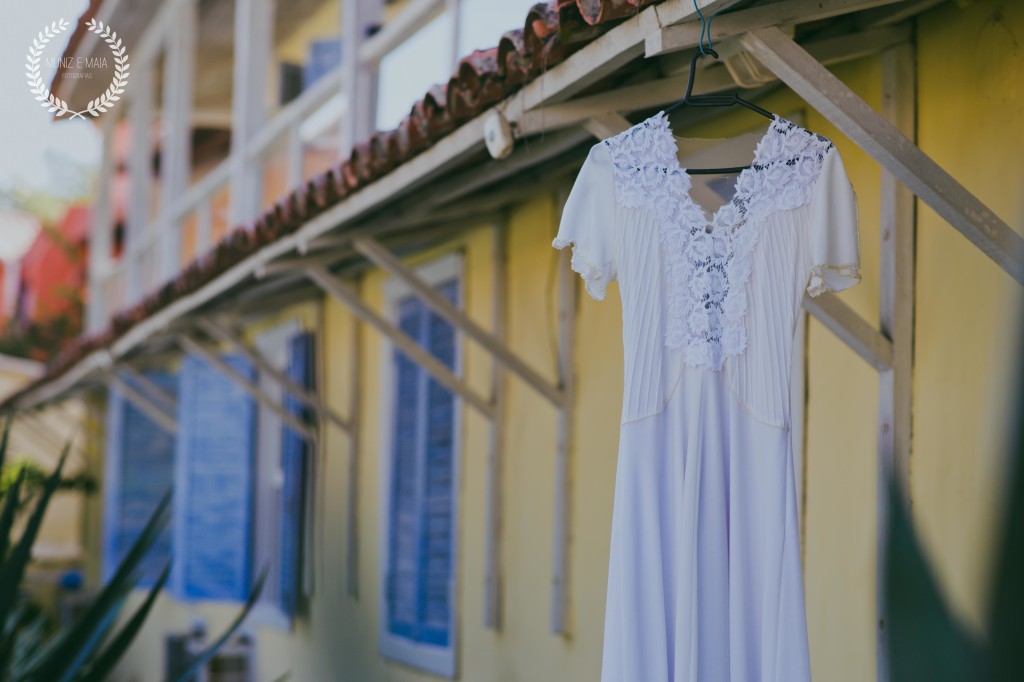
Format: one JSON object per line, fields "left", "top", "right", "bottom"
{"left": 107, "top": 1, "right": 1023, "bottom": 680}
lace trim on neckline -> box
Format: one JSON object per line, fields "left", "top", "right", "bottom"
{"left": 603, "top": 111, "right": 835, "bottom": 371}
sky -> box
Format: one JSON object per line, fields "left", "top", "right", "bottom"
{"left": 0, "top": 0, "right": 98, "bottom": 196}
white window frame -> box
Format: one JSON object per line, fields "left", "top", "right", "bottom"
{"left": 249, "top": 317, "right": 303, "bottom": 631}
{"left": 377, "top": 252, "right": 464, "bottom": 678}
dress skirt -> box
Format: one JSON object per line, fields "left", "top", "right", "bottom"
{"left": 600, "top": 365, "right": 811, "bottom": 682}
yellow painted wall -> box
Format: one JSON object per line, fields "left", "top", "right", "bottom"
{"left": 107, "top": 1, "right": 1023, "bottom": 680}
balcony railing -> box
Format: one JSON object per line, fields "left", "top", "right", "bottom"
{"left": 88, "top": 0, "right": 535, "bottom": 332}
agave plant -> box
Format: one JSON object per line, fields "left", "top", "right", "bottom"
{"left": 0, "top": 419, "right": 264, "bottom": 681}
{"left": 886, "top": 375, "right": 1024, "bottom": 680}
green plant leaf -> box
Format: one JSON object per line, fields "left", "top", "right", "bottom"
{"left": 886, "top": 473, "right": 984, "bottom": 681}
{"left": 0, "top": 468, "right": 27, "bottom": 561}
{"left": 988, "top": 378, "right": 1024, "bottom": 681}
{"left": 171, "top": 567, "right": 268, "bottom": 682}
{"left": 0, "top": 444, "right": 67, "bottom": 627}
{"left": 16, "top": 489, "right": 171, "bottom": 681}
{"left": 74, "top": 560, "right": 172, "bottom": 682}
{"left": 0, "top": 415, "right": 11, "bottom": 473}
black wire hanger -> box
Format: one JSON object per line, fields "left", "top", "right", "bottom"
{"left": 662, "top": 3, "right": 778, "bottom": 176}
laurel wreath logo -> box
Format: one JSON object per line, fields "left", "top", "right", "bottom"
{"left": 25, "top": 18, "right": 130, "bottom": 120}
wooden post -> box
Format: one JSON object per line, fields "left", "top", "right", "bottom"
{"left": 160, "top": 0, "right": 196, "bottom": 282}
{"left": 551, "top": 192, "right": 576, "bottom": 635}
{"left": 126, "top": 59, "right": 155, "bottom": 304}
{"left": 228, "top": 0, "right": 274, "bottom": 227}
{"left": 345, "top": 299, "right": 362, "bottom": 598}
{"left": 483, "top": 219, "right": 507, "bottom": 629}
{"left": 88, "top": 113, "right": 117, "bottom": 333}
{"left": 875, "top": 41, "right": 916, "bottom": 682}
{"left": 341, "top": 0, "right": 383, "bottom": 157}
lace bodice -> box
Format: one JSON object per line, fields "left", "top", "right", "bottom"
{"left": 554, "top": 111, "right": 861, "bottom": 425}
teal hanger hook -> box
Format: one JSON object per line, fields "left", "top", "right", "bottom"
{"left": 692, "top": 0, "right": 747, "bottom": 55}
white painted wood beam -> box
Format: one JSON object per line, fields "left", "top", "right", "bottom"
{"left": 352, "top": 236, "right": 564, "bottom": 407}
{"left": 740, "top": 26, "right": 1024, "bottom": 285}
{"left": 195, "top": 317, "right": 351, "bottom": 433}
{"left": 645, "top": 0, "right": 903, "bottom": 57}
{"left": 483, "top": 221, "right": 507, "bottom": 629}
{"left": 345, "top": 309, "right": 362, "bottom": 598}
{"left": 176, "top": 333, "right": 318, "bottom": 442}
{"left": 803, "top": 293, "right": 894, "bottom": 371}
{"left": 342, "top": 0, "right": 383, "bottom": 156}
{"left": 105, "top": 373, "right": 178, "bottom": 435}
{"left": 228, "top": 0, "right": 274, "bottom": 227}
{"left": 305, "top": 265, "right": 496, "bottom": 419}
{"left": 159, "top": 0, "right": 196, "bottom": 282}
{"left": 521, "top": 23, "right": 909, "bottom": 138}
{"left": 875, "top": 42, "right": 916, "bottom": 682}
{"left": 582, "top": 113, "right": 634, "bottom": 140}
{"left": 551, "top": 192, "right": 576, "bottom": 636}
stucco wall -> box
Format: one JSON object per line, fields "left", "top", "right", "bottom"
{"left": 106, "top": 1, "right": 1023, "bottom": 680}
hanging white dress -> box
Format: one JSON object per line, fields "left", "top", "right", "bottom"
{"left": 553, "top": 111, "right": 861, "bottom": 682}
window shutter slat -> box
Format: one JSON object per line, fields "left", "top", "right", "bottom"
{"left": 104, "top": 371, "right": 177, "bottom": 584}
{"left": 175, "top": 353, "right": 256, "bottom": 601}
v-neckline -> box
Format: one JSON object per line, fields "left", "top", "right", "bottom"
{"left": 653, "top": 110, "right": 783, "bottom": 235}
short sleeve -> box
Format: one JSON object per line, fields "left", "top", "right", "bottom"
{"left": 553, "top": 143, "right": 618, "bottom": 301}
{"left": 806, "top": 146, "right": 861, "bottom": 297}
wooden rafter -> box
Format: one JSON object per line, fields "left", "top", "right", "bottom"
{"left": 740, "top": 26, "right": 1024, "bottom": 285}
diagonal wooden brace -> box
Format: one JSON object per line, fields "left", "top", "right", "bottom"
{"left": 740, "top": 26, "right": 1024, "bottom": 285}
{"left": 105, "top": 372, "right": 179, "bottom": 435}
{"left": 176, "top": 333, "right": 318, "bottom": 443}
{"left": 351, "top": 236, "right": 564, "bottom": 408}
{"left": 196, "top": 317, "right": 351, "bottom": 433}
{"left": 305, "top": 265, "right": 496, "bottom": 419}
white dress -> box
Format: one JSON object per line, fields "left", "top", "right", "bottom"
{"left": 553, "top": 112, "right": 861, "bottom": 682}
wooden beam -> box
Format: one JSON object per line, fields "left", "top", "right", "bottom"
{"left": 803, "top": 293, "right": 894, "bottom": 371}
{"left": 582, "top": 113, "right": 634, "bottom": 140}
{"left": 519, "top": 0, "right": 736, "bottom": 108}
{"left": 228, "top": 0, "right": 274, "bottom": 227}
{"left": 159, "top": 0, "right": 196, "bottom": 282}
{"left": 740, "top": 26, "right": 1024, "bottom": 285}
{"left": 345, "top": 306, "right": 362, "bottom": 598}
{"left": 551, "top": 192, "right": 576, "bottom": 635}
{"left": 196, "top": 317, "right": 351, "bottom": 433}
{"left": 115, "top": 365, "right": 178, "bottom": 414}
{"left": 352, "top": 236, "right": 563, "bottom": 407}
{"left": 645, "top": 0, "right": 903, "bottom": 57}
{"left": 342, "top": 0, "right": 383, "bottom": 156}
{"left": 305, "top": 265, "right": 496, "bottom": 419}
{"left": 875, "top": 42, "right": 916, "bottom": 682}
{"left": 357, "top": 0, "right": 443, "bottom": 65}
{"left": 522, "top": 23, "right": 909, "bottom": 138}
{"left": 106, "top": 373, "right": 178, "bottom": 435}
{"left": 483, "top": 221, "right": 507, "bottom": 629}
{"left": 176, "top": 333, "right": 318, "bottom": 442}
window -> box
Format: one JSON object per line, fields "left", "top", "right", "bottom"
{"left": 379, "top": 254, "right": 462, "bottom": 678}
{"left": 376, "top": 10, "right": 454, "bottom": 131}
{"left": 103, "top": 370, "right": 177, "bottom": 584}
{"left": 173, "top": 331, "right": 314, "bottom": 621}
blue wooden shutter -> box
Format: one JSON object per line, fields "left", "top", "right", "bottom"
{"left": 104, "top": 371, "right": 177, "bottom": 584}
{"left": 174, "top": 353, "right": 256, "bottom": 601}
{"left": 386, "top": 279, "right": 459, "bottom": 646}
{"left": 280, "top": 331, "right": 314, "bottom": 616}
{"left": 419, "top": 280, "right": 457, "bottom": 646}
